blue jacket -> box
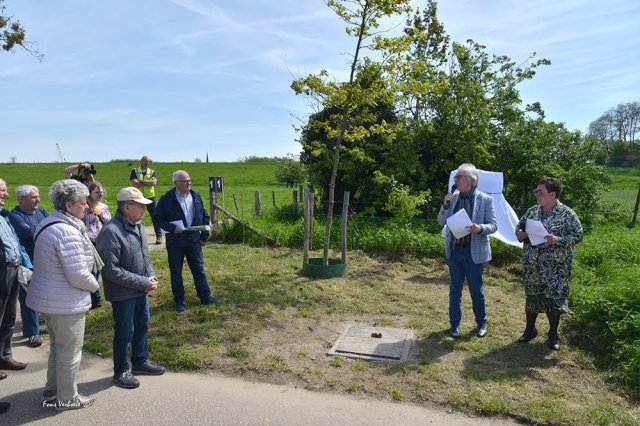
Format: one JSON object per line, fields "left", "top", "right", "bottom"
{"left": 0, "top": 213, "right": 33, "bottom": 298}
{"left": 154, "top": 188, "right": 210, "bottom": 248}
{"left": 437, "top": 190, "right": 497, "bottom": 264}
{"left": 8, "top": 206, "right": 49, "bottom": 260}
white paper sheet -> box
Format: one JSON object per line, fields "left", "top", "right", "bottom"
{"left": 446, "top": 209, "right": 473, "bottom": 239}
{"left": 525, "top": 219, "right": 548, "bottom": 246}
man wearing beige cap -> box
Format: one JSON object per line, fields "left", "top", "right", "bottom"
{"left": 96, "top": 187, "right": 165, "bottom": 390}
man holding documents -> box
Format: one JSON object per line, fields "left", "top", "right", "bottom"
{"left": 437, "top": 163, "right": 497, "bottom": 339}
{"left": 154, "top": 170, "right": 220, "bottom": 312}
{"left": 96, "top": 187, "right": 165, "bottom": 389}
{"left": 515, "top": 177, "right": 582, "bottom": 350}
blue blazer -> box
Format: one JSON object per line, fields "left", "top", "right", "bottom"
{"left": 437, "top": 190, "right": 497, "bottom": 264}
{"left": 154, "top": 189, "right": 210, "bottom": 248}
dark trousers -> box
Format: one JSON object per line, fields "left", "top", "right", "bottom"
{"left": 167, "top": 245, "right": 211, "bottom": 303}
{"left": 146, "top": 198, "right": 162, "bottom": 239}
{"left": 18, "top": 285, "right": 40, "bottom": 337}
{"left": 0, "top": 265, "right": 19, "bottom": 360}
{"left": 111, "top": 295, "right": 149, "bottom": 374}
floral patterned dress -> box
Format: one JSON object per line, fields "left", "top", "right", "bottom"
{"left": 515, "top": 201, "right": 583, "bottom": 313}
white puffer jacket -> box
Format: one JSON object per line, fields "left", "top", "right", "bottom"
{"left": 26, "top": 212, "right": 99, "bottom": 315}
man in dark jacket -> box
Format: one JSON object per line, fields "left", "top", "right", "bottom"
{"left": 96, "top": 187, "right": 165, "bottom": 389}
{"left": 154, "top": 170, "right": 220, "bottom": 312}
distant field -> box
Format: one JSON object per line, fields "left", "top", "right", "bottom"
{"left": 604, "top": 166, "right": 640, "bottom": 189}
{"left": 602, "top": 166, "right": 640, "bottom": 211}
{"left": 0, "top": 161, "right": 295, "bottom": 221}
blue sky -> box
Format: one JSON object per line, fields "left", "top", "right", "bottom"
{"left": 1, "top": 0, "right": 638, "bottom": 163}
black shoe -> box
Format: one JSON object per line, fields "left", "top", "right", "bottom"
{"left": 547, "top": 335, "right": 560, "bottom": 351}
{"left": 449, "top": 326, "right": 460, "bottom": 339}
{"left": 0, "top": 401, "right": 10, "bottom": 414}
{"left": 132, "top": 360, "right": 165, "bottom": 376}
{"left": 518, "top": 328, "right": 538, "bottom": 343}
{"left": 155, "top": 236, "right": 162, "bottom": 245}
{"left": 175, "top": 301, "right": 186, "bottom": 312}
{"left": 476, "top": 323, "right": 487, "bottom": 338}
{"left": 113, "top": 370, "right": 140, "bottom": 389}
{"left": 202, "top": 296, "right": 222, "bottom": 306}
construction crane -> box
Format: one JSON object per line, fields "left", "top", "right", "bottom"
{"left": 56, "top": 143, "right": 66, "bottom": 162}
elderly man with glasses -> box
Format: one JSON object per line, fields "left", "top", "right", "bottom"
{"left": 154, "top": 170, "right": 221, "bottom": 312}
{"left": 437, "top": 163, "right": 497, "bottom": 339}
{"left": 8, "top": 185, "right": 49, "bottom": 347}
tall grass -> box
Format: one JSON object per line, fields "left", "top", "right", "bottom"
{"left": 570, "top": 224, "right": 640, "bottom": 397}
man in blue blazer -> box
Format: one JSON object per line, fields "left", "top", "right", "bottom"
{"left": 437, "top": 164, "right": 497, "bottom": 339}
{"left": 154, "top": 170, "right": 220, "bottom": 312}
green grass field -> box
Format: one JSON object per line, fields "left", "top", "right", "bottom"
{"left": 0, "top": 161, "right": 298, "bottom": 222}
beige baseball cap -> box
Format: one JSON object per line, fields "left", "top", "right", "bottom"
{"left": 116, "top": 187, "right": 153, "bottom": 204}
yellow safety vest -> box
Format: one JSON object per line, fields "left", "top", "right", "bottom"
{"left": 136, "top": 167, "right": 155, "bottom": 198}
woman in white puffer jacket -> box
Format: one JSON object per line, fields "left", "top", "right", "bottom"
{"left": 27, "top": 179, "right": 102, "bottom": 411}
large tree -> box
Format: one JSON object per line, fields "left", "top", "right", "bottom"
{"left": 292, "top": 0, "right": 412, "bottom": 263}
{"left": 588, "top": 101, "right": 640, "bottom": 165}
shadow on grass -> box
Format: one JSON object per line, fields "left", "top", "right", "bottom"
{"left": 375, "top": 329, "right": 560, "bottom": 382}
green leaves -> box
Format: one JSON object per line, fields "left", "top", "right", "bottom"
{"left": 0, "top": 0, "right": 41, "bottom": 59}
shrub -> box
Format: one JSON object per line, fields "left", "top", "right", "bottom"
{"left": 569, "top": 224, "right": 640, "bottom": 396}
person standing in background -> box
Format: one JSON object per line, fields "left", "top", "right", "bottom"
{"left": 154, "top": 170, "right": 220, "bottom": 312}
{"left": 130, "top": 156, "right": 162, "bottom": 245}
{"left": 83, "top": 181, "right": 111, "bottom": 309}
{"left": 8, "top": 185, "right": 48, "bottom": 347}
{"left": 64, "top": 163, "right": 96, "bottom": 187}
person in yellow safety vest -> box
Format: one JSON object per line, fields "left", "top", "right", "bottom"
{"left": 130, "top": 156, "right": 162, "bottom": 244}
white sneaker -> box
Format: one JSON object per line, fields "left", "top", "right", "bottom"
{"left": 54, "top": 394, "right": 96, "bottom": 411}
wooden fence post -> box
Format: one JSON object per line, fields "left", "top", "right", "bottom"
{"left": 303, "top": 188, "right": 311, "bottom": 263}
{"left": 232, "top": 194, "right": 239, "bottom": 213}
{"left": 272, "top": 191, "right": 276, "bottom": 209}
{"left": 292, "top": 190, "right": 298, "bottom": 211}
{"left": 254, "top": 191, "right": 262, "bottom": 216}
{"left": 341, "top": 191, "right": 350, "bottom": 264}
{"left": 209, "top": 190, "right": 218, "bottom": 232}
{"left": 631, "top": 184, "right": 640, "bottom": 227}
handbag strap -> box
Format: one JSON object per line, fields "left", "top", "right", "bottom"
{"left": 33, "top": 221, "right": 66, "bottom": 243}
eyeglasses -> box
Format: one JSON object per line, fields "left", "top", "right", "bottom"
{"left": 454, "top": 174, "right": 469, "bottom": 180}
{"left": 178, "top": 179, "right": 192, "bottom": 183}
{"left": 533, "top": 189, "right": 547, "bottom": 196}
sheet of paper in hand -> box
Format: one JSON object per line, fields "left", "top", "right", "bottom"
{"left": 446, "top": 209, "right": 473, "bottom": 239}
{"left": 525, "top": 219, "right": 548, "bottom": 246}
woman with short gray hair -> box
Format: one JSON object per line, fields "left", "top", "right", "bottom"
{"left": 26, "top": 179, "right": 102, "bottom": 411}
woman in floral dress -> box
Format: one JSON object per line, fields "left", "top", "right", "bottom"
{"left": 515, "top": 177, "right": 583, "bottom": 350}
